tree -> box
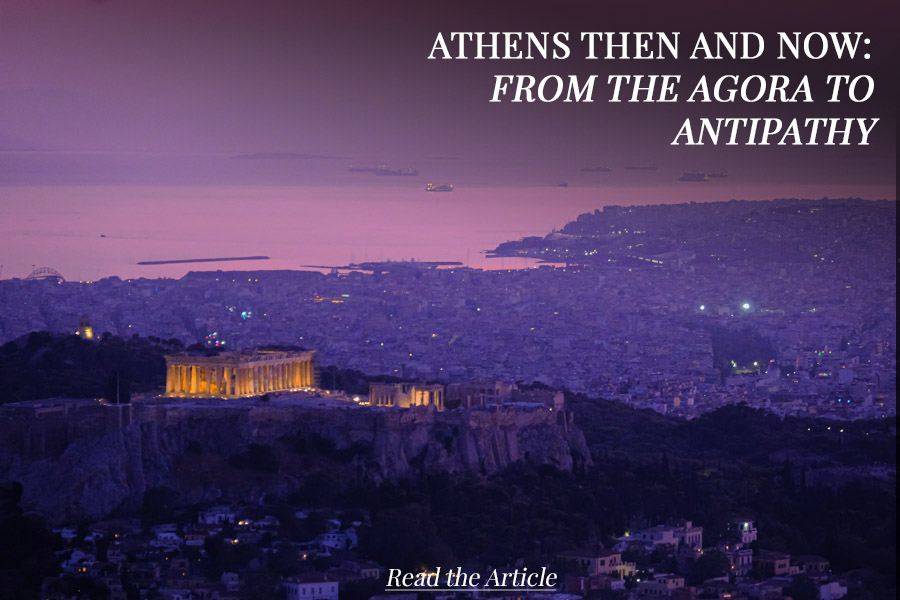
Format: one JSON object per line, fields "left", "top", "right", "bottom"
{"left": 44, "top": 575, "right": 111, "bottom": 600}
{"left": 141, "top": 486, "right": 180, "bottom": 525}
{"left": 239, "top": 573, "right": 286, "bottom": 600}
{"left": 0, "top": 482, "right": 61, "bottom": 600}
{"left": 690, "top": 550, "right": 731, "bottom": 584}
{"left": 785, "top": 575, "right": 819, "bottom": 600}
{"left": 104, "top": 370, "right": 131, "bottom": 404}
{"left": 228, "top": 444, "right": 280, "bottom": 474}
{"left": 359, "top": 504, "right": 454, "bottom": 570}
{"left": 340, "top": 579, "right": 383, "bottom": 600}
{"left": 268, "top": 546, "right": 302, "bottom": 576}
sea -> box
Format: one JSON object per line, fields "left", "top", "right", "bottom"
{"left": 0, "top": 152, "right": 894, "bottom": 281}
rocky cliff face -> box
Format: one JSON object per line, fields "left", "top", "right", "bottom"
{"left": 0, "top": 403, "right": 590, "bottom": 525}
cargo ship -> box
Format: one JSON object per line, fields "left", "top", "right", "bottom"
{"left": 557, "top": 182, "right": 569, "bottom": 187}
{"left": 376, "top": 167, "right": 419, "bottom": 176}
{"left": 678, "top": 171, "right": 710, "bottom": 182}
{"left": 580, "top": 166, "right": 612, "bottom": 172}
{"left": 425, "top": 183, "right": 453, "bottom": 192}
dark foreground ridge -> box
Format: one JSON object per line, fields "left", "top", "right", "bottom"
{"left": 0, "top": 333, "right": 895, "bottom": 599}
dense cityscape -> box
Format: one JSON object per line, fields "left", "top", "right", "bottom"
{"left": 1, "top": 198, "right": 894, "bottom": 420}
{"left": 10, "top": 499, "right": 861, "bottom": 600}
{"left": 2, "top": 1, "right": 897, "bottom": 599}
{"left": 0, "top": 196, "right": 895, "bottom": 600}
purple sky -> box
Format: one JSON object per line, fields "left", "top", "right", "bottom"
{"left": 0, "top": 0, "right": 896, "bottom": 187}
{"left": 0, "top": 0, "right": 895, "bottom": 280}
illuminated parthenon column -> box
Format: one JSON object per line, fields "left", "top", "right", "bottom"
{"left": 164, "top": 349, "right": 316, "bottom": 399}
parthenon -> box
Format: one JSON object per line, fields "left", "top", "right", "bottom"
{"left": 165, "top": 350, "right": 316, "bottom": 398}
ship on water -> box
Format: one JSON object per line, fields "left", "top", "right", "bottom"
{"left": 557, "top": 182, "right": 569, "bottom": 187}
{"left": 580, "top": 166, "right": 612, "bottom": 172}
{"left": 425, "top": 183, "right": 453, "bottom": 192}
{"left": 624, "top": 165, "right": 657, "bottom": 170}
{"left": 376, "top": 167, "right": 419, "bottom": 176}
{"left": 678, "top": 171, "right": 710, "bottom": 182}
{"left": 708, "top": 171, "right": 728, "bottom": 178}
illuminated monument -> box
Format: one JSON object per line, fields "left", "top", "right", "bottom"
{"left": 165, "top": 349, "right": 316, "bottom": 398}
{"left": 76, "top": 314, "right": 94, "bottom": 340}
{"left": 368, "top": 382, "right": 445, "bottom": 411}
